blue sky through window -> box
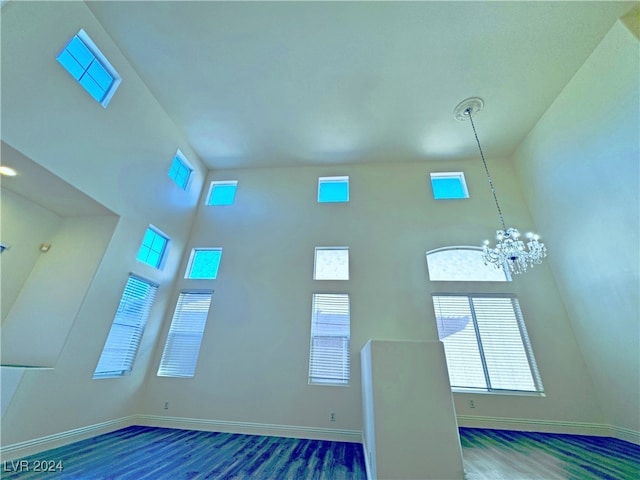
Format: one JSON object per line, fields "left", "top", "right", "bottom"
{"left": 208, "top": 182, "right": 237, "bottom": 206}
{"left": 57, "top": 34, "right": 114, "bottom": 103}
{"left": 318, "top": 177, "right": 349, "bottom": 203}
{"left": 430, "top": 173, "right": 469, "bottom": 200}
{"left": 169, "top": 153, "right": 191, "bottom": 190}
{"left": 137, "top": 227, "right": 168, "bottom": 269}
{"left": 187, "top": 249, "right": 222, "bottom": 279}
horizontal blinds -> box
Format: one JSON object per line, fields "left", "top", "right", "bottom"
{"left": 472, "top": 297, "right": 538, "bottom": 392}
{"left": 432, "top": 294, "right": 543, "bottom": 393}
{"left": 433, "top": 295, "right": 486, "bottom": 389}
{"left": 309, "top": 293, "right": 350, "bottom": 385}
{"left": 93, "top": 275, "right": 158, "bottom": 379}
{"left": 157, "top": 291, "right": 213, "bottom": 378}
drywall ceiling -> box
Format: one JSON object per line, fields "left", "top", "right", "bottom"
{"left": 56, "top": 1, "right": 640, "bottom": 169}
{"left": 0, "top": 142, "right": 114, "bottom": 217}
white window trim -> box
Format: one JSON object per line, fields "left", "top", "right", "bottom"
{"left": 170, "top": 149, "right": 194, "bottom": 191}
{"left": 206, "top": 180, "right": 238, "bottom": 205}
{"left": 185, "top": 247, "right": 223, "bottom": 279}
{"left": 432, "top": 292, "right": 544, "bottom": 395}
{"left": 138, "top": 225, "right": 170, "bottom": 270}
{"left": 74, "top": 29, "right": 121, "bottom": 108}
{"left": 426, "top": 246, "right": 512, "bottom": 282}
{"left": 318, "top": 175, "right": 350, "bottom": 203}
{"left": 314, "top": 246, "right": 350, "bottom": 280}
{"left": 430, "top": 172, "right": 469, "bottom": 199}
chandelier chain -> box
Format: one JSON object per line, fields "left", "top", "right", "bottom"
{"left": 466, "top": 108, "right": 507, "bottom": 231}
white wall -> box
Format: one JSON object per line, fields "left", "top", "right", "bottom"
{"left": 1, "top": 1, "right": 205, "bottom": 445}
{"left": 140, "top": 158, "right": 603, "bottom": 438}
{"left": 512, "top": 19, "right": 640, "bottom": 435}
{"left": 0, "top": 189, "right": 62, "bottom": 322}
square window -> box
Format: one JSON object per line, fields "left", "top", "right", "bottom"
{"left": 318, "top": 176, "right": 349, "bottom": 203}
{"left": 137, "top": 226, "right": 169, "bottom": 269}
{"left": 314, "top": 247, "right": 349, "bottom": 280}
{"left": 57, "top": 29, "right": 121, "bottom": 107}
{"left": 168, "top": 151, "right": 193, "bottom": 190}
{"left": 430, "top": 172, "right": 469, "bottom": 200}
{"left": 207, "top": 181, "right": 238, "bottom": 206}
{"left": 186, "top": 248, "right": 222, "bottom": 279}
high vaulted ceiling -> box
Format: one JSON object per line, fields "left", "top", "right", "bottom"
{"left": 84, "top": 1, "right": 634, "bottom": 170}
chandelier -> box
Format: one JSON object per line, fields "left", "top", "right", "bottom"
{"left": 454, "top": 97, "right": 547, "bottom": 275}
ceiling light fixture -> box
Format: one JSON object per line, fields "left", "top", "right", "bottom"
{"left": 454, "top": 97, "right": 547, "bottom": 275}
{"left": 0, "top": 166, "right": 17, "bottom": 176}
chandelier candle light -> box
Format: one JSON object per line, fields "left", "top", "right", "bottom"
{"left": 454, "top": 97, "right": 547, "bottom": 275}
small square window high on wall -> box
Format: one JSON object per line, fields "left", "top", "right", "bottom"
{"left": 168, "top": 150, "right": 193, "bottom": 190}
{"left": 56, "top": 29, "right": 121, "bottom": 107}
{"left": 318, "top": 176, "right": 349, "bottom": 203}
{"left": 430, "top": 172, "right": 469, "bottom": 200}
{"left": 207, "top": 181, "right": 238, "bottom": 206}
{"left": 137, "top": 226, "right": 169, "bottom": 269}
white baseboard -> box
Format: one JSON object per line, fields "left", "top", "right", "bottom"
{"left": 134, "top": 414, "right": 362, "bottom": 444}
{"left": 456, "top": 415, "right": 640, "bottom": 445}
{"left": 3, "top": 414, "right": 637, "bottom": 464}
{"left": 0, "top": 416, "right": 135, "bottom": 461}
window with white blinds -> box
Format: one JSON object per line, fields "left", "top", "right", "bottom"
{"left": 93, "top": 275, "right": 158, "bottom": 379}
{"left": 309, "top": 293, "right": 350, "bottom": 385}
{"left": 432, "top": 294, "right": 543, "bottom": 394}
{"left": 157, "top": 291, "right": 213, "bottom": 378}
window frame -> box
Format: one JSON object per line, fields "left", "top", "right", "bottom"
{"left": 308, "top": 293, "right": 351, "bottom": 386}
{"left": 185, "top": 248, "right": 223, "bottom": 280}
{"left": 430, "top": 172, "right": 469, "bottom": 200}
{"left": 431, "top": 292, "right": 544, "bottom": 395}
{"left": 206, "top": 180, "right": 238, "bottom": 206}
{"left": 313, "top": 247, "right": 350, "bottom": 280}
{"left": 168, "top": 150, "right": 193, "bottom": 190}
{"left": 56, "top": 29, "right": 121, "bottom": 107}
{"left": 426, "top": 246, "right": 512, "bottom": 282}
{"left": 157, "top": 290, "right": 213, "bottom": 378}
{"left": 318, "top": 176, "right": 349, "bottom": 203}
{"left": 93, "top": 274, "right": 158, "bottom": 379}
{"left": 136, "top": 225, "right": 170, "bottom": 270}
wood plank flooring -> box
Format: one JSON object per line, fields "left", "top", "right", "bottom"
{"left": 460, "top": 427, "right": 640, "bottom": 480}
{"left": 3, "top": 425, "right": 639, "bottom": 479}
{"left": 1, "top": 426, "right": 366, "bottom": 480}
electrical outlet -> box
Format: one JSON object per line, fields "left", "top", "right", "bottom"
{"left": 163, "top": 401, "right": 169, "bottom": 411}
{"left": 330, "top": 412, "right": 336, "bottom": 422}
{"left": 469, "top": 400, "right": 476, "bottom": 409}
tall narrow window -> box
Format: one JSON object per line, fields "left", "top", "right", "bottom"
{"left": 157, "top": 291, "right": 213, "bottom": 378}
{"left": 318, "top": 176, "right": 349, "bottom": 203}
{"left": 309, "top": 293, "right": 351, "bottom": 385}
{"left": 432, "top": 294, "right": 543, "bottom": 393}
{"left": 207, "top": 181, "right": 238, "bottom": 206}
{"left": 56, "top": 29, "right": 121, "bottom": 106}
{"left": 93, "top": 275, "right": 158, "bottom": 378}
{"left": 137, "top": 226, "right": 169, "bottom": 269}
{"left": 168, "top": 150, "right": 192, "bottom": 190}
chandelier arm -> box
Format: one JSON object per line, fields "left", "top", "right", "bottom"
{"left": 466, "top": 108, "right": 507, "bottom": 231}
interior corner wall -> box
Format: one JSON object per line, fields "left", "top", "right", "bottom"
{"left": 511, "top": 20, "right": 640, "bottom": 434}
{"left": 0, "top": 188, "right": 62, "bottom": 322}
{"left": 1, "top": 1, "right": 205, "bottom": 447}
{"left": 140, "top": 158, "right": 603, "bottom": 439}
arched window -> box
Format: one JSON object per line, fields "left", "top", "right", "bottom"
{"left": 426, "top": 246, "right": 511, "bottom": 282}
